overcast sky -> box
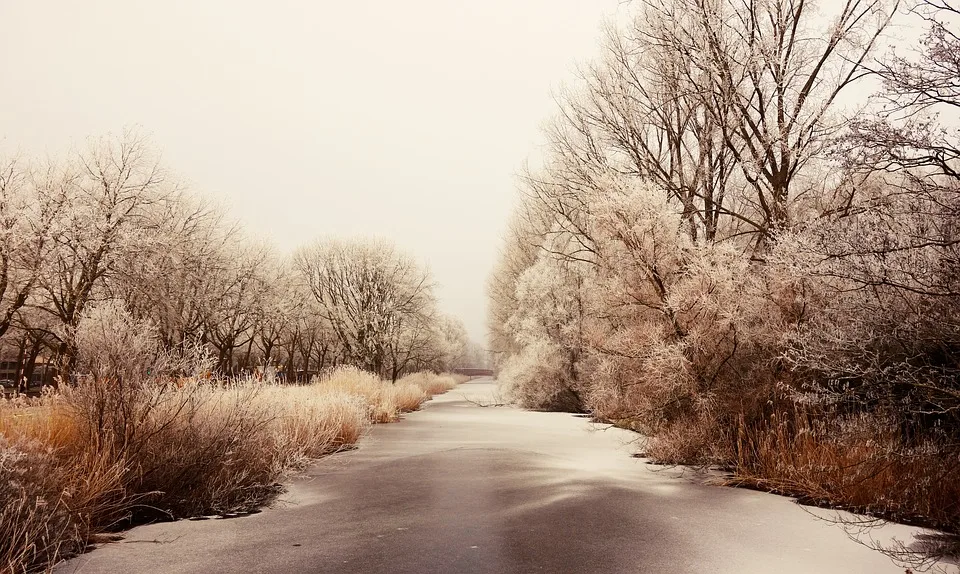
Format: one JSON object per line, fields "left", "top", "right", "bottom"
{"left": 0, "top": 1, "right": 624, "bottom": 344}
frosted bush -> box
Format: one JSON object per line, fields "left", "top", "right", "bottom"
{"left": 499, "top": 339, "right": 582, "bottom": 411}
{"left": 75, "top": 301, "right": 161, "bottom": 383}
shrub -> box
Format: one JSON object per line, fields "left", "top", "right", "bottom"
{"left": 499, "top": 339, "right": 583, "bottom": 412}
{"left": 74, "top": 301, "right": 164, "bottom": 384}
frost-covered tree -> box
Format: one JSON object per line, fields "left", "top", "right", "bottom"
{"left": 295, "top": 238, "right": 436, "bottom": 379}
{"left": 201, "top": 240, "right": 272, "bottom": 374}
{"left": 433, "top": 315, "right": 469, "bottom": 371}
{"left": 488, "top": 0, "right": 960, "bottom": 548}
{"left": 537, "top": 0, "right": 898, "bottom": 248}
{"left": 785, "top": 0, "right": 960, "bottom": 436}
{"left": 0, "top": 158, "right": 66, "bottom": 341}
{"left": 32, "top": 129, "right": 173, "bottom": 379}
{"left": 113, "top": 193, "right": 233, "bottom": 348}
{"left": 499, "top": 249, "right": 593, "bottom": 411}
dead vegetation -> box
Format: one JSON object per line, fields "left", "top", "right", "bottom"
{"left": 0, "top": 368, "right": 461, "bottom": 573}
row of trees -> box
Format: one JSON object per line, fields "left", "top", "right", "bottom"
{"left": 0, "top": 129, "right": 468, "bottom": 385}
{"left": 490, "top": 0, "right": 960, "bottom": 544}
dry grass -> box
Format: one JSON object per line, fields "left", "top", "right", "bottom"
{"left": 0, "top": 367, "right": 450, "bottom": 573}
{"left": 397, "top": 372, "right": 460, "bottom": 396}
{"left": 316, "top": 367, "right": 429, "bottom": 422}
{"left": 0, "top": 437, "right": 81, "bottom": 574}
{"left": 727, "top": 410, "right": 960, "bottom": 532}
{"left": 0, "top": 396, "right": 78, "bottom": 451}
{"left": 265, "top": 386, "right": 370, "bottom": 468}
{"left": 639, "top": 398, "right": 960, "bottom": 561}
{"left": 390, "top": 383, "right": 430, "bottom": 414}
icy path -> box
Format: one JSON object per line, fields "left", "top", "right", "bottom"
{"left": 57, "top": 379, "right": 930, "bottom": 574}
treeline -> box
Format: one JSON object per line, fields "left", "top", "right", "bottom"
{"left": 0, "top": 129, "right": 468, "bottom": 386}
{"left": 489, "top": 0, "right": 960, "bottom": 552}
{"left": 0, "top": 129, "right": 472, "bottom": 572}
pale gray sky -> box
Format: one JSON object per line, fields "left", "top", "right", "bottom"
{"left": 0, "top": 0, "right": 623, "bottom": 343}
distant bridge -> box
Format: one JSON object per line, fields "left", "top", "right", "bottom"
{"left": 452, "top": 368, "right": 495, "bottom": 378}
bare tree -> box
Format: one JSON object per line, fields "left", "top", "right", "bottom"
{"left": 201, "top": 240, "right": 272, "bottom": 375}
{"left": 295, "top": 238, "right": 435, "bottom": 379}
{"left": 251, "top": 263, "right": 300, "bottom": 373}
{"left": 115, "top": 193, "right": 233, "bottom": 348}
{"left": 33, "top": 129, "right": 171, "bottom": 379}
{"left": 850, "top": 0, "right": 960, "bottom": 179}
{"left": 537, "top": 0, "right": 899, "bottom": 250}
{"left": 697, "top": 0, "right": 898, "bottom": 236}
{"left": 0, "top": 157, "right": 66, "bottom": 341}
{"left": 559, "top": 7, "right": 741, "bottom": 242}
